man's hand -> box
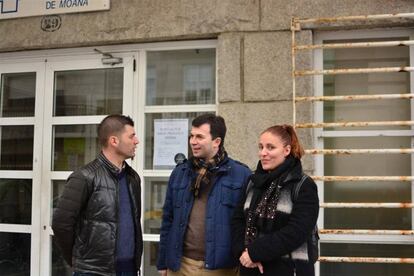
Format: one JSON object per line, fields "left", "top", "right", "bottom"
{"left": 239, "top": 249, "right": 264, "bottom": 274}
{"left": 159, "top": 269, "right": 167, "bottom": 276}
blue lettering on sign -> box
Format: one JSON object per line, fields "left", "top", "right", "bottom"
{"left": 46, "top": 1, "right": 56, "bottom": 10}
{"left": 59, "top": 0, "right": 88, "bottom": 8}
{"left": 0, "top": 0, "right": 19, "bottom": 14}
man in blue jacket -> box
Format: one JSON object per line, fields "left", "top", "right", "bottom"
{"left": 157, "top": 114, "right": 251, "bottom": 276}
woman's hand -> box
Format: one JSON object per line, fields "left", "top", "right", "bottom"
{"left": 239, "top": 249, "right": 264, "bottom": 274}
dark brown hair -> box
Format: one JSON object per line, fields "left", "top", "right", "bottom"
{"left": 192, "top": 113, "right": 226, "bottom": 149}
{"left": 261, "top": 124, "right": 304, "bottom": 159}
{"left": 98, "top": 114, "right": 134, "bottom": 147}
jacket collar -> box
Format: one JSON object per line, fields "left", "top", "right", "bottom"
{"left": 98, "top": 152, "right": 127, "bottom": 176}
{"left": 282, "top": 158, "right": 303, "bottom": 184}
{"left": 180, "top": 156, "right": 231, "bottom": 174}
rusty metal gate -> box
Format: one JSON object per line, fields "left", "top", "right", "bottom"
{"left": 291, "top": 12, "right": 414, "bottom": 270}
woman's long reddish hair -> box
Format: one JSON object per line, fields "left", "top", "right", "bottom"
{"left": 261, "top": 124, "right": 304, "bottom": 159}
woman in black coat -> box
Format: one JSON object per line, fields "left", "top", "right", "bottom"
{"left": 231, "top": 125, "right": 319, "bottom": 276}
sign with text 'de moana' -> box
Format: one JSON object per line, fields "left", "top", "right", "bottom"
{"left": 0, "top": 0, "right": 110, "bottom": 20}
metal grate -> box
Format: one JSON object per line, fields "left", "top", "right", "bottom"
{"left": 291, "top": 12, "right": 414, "bottom": 265}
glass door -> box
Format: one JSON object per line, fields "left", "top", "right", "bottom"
{"left": 39, "top": 54, "right": 135, "bottom": 276}
{"left": 0, "top": 61, "right": 45, "bottom": 276}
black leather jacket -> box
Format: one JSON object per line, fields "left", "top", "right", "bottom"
{"left": 52, "top": 153, "right": 143, "bottom": 275}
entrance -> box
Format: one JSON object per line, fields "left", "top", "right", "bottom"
{"left": 0, "top": 40, "right": 217, "bottom": 276}
{"left": 0, "top": 53, "right": 134, "bottom": 276}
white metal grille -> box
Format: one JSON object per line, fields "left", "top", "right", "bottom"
{"left": 291, "top": 12, "right": 414, "bottom": 265}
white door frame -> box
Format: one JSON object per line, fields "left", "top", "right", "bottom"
{"left": 39, "top": 54, "right": 134, "bottom": 276}
{"left": 0, "top": 61, "right": 46, "bottom": 276}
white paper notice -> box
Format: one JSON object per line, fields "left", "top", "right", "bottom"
{"left": 153, "top": 119, "right": 188, "bottom": 169}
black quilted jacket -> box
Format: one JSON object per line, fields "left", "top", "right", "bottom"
{"left": 52, "top": 153, "right": 143, "bottom": 276}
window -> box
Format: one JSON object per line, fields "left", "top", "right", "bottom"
{"left": 312, "top": 29, "right": 414, "bottom": 276}
{"left": 142, "top": 48, "right": 216, "bottom": 275}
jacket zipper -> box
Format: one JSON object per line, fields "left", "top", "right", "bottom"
{"left": 114, "top": 175, "right": 120, "bottom": 272}
{"left": 128, "top": 174, "right": 142, "bottom": 272}
{"left": 202, "top": 168, "right": 227, "bottom": 268}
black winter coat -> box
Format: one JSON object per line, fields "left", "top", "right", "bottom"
{"left": 231, "top": 159, "right": 319, "bottom": 276}
{"left": 52, "top": 153, "right": 143, "bottom": 276}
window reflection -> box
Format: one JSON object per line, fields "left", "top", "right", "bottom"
{"left": 183, "top": 64, "right": 214, "bottom": 104}
{"left": 323, "top": 37, "right": 410, "bottom": 131}
{"left": 0, "top": 126, "right": 34, "bottom": 170}
{"left": 322, "top": 38, "right": 412, "bottom": 230}
{"left": 51, "top": 180, "right": 66, "bottom": 221}
{"left": 146, "top": 49, "right": 216, "bottom": 105}
{"left": 143, "top": 241, "right": 159, "bottom": 276}
{"left": 324, "top": 126, "right": 411, "bottom": 230}
{"left": 54, "top": 68, "right": 123, "bottom": 116}
{"left": 51, "top": 237, "right": 71, "bottom": 276}
{"left": 144, "top": 178, "right": 168, "bottom": 234}
{"left": 52, "top": 180, "right": 65, "bottom": 209}
{"left": 53, "top": 125, "right": 99, "bottom": 171}
{"left": 0, "top": 73, "right": 36, "bottom": 117}
{"left": 0, "top": 233, "right": 30, "bottom": 276}
{"left": 0, "top": 179, "right": 31, "bottom": 225}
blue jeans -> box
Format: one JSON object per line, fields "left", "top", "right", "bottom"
{"left": 73, "top": 272, "right": 137, "bottom": 276}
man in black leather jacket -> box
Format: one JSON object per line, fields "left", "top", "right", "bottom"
{"left": 52, "top": 115, "right": 143, "bottom": 276}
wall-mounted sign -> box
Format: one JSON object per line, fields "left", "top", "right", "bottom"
{"left": 0, "top": 0, "right": 110, "bottom": 20}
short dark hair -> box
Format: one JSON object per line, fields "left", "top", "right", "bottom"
{"left": 98, "top": 114, "right": 134, "bottom": 147}
{"left": 192, "top": 114, "right": 226, "bottom": 148}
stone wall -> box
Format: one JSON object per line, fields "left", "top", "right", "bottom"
{"left": 1, "top": 0, "right": 413, "bottom": 51}
{"left": 217, "top": 30, "right": 313, "bottom": 169}
{"left": 1, "top": 0, "right": 413, "bottom": 170}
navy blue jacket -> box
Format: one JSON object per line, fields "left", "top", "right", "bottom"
{"left": 157, "top": 157, "right": 251, "bottom": 271}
